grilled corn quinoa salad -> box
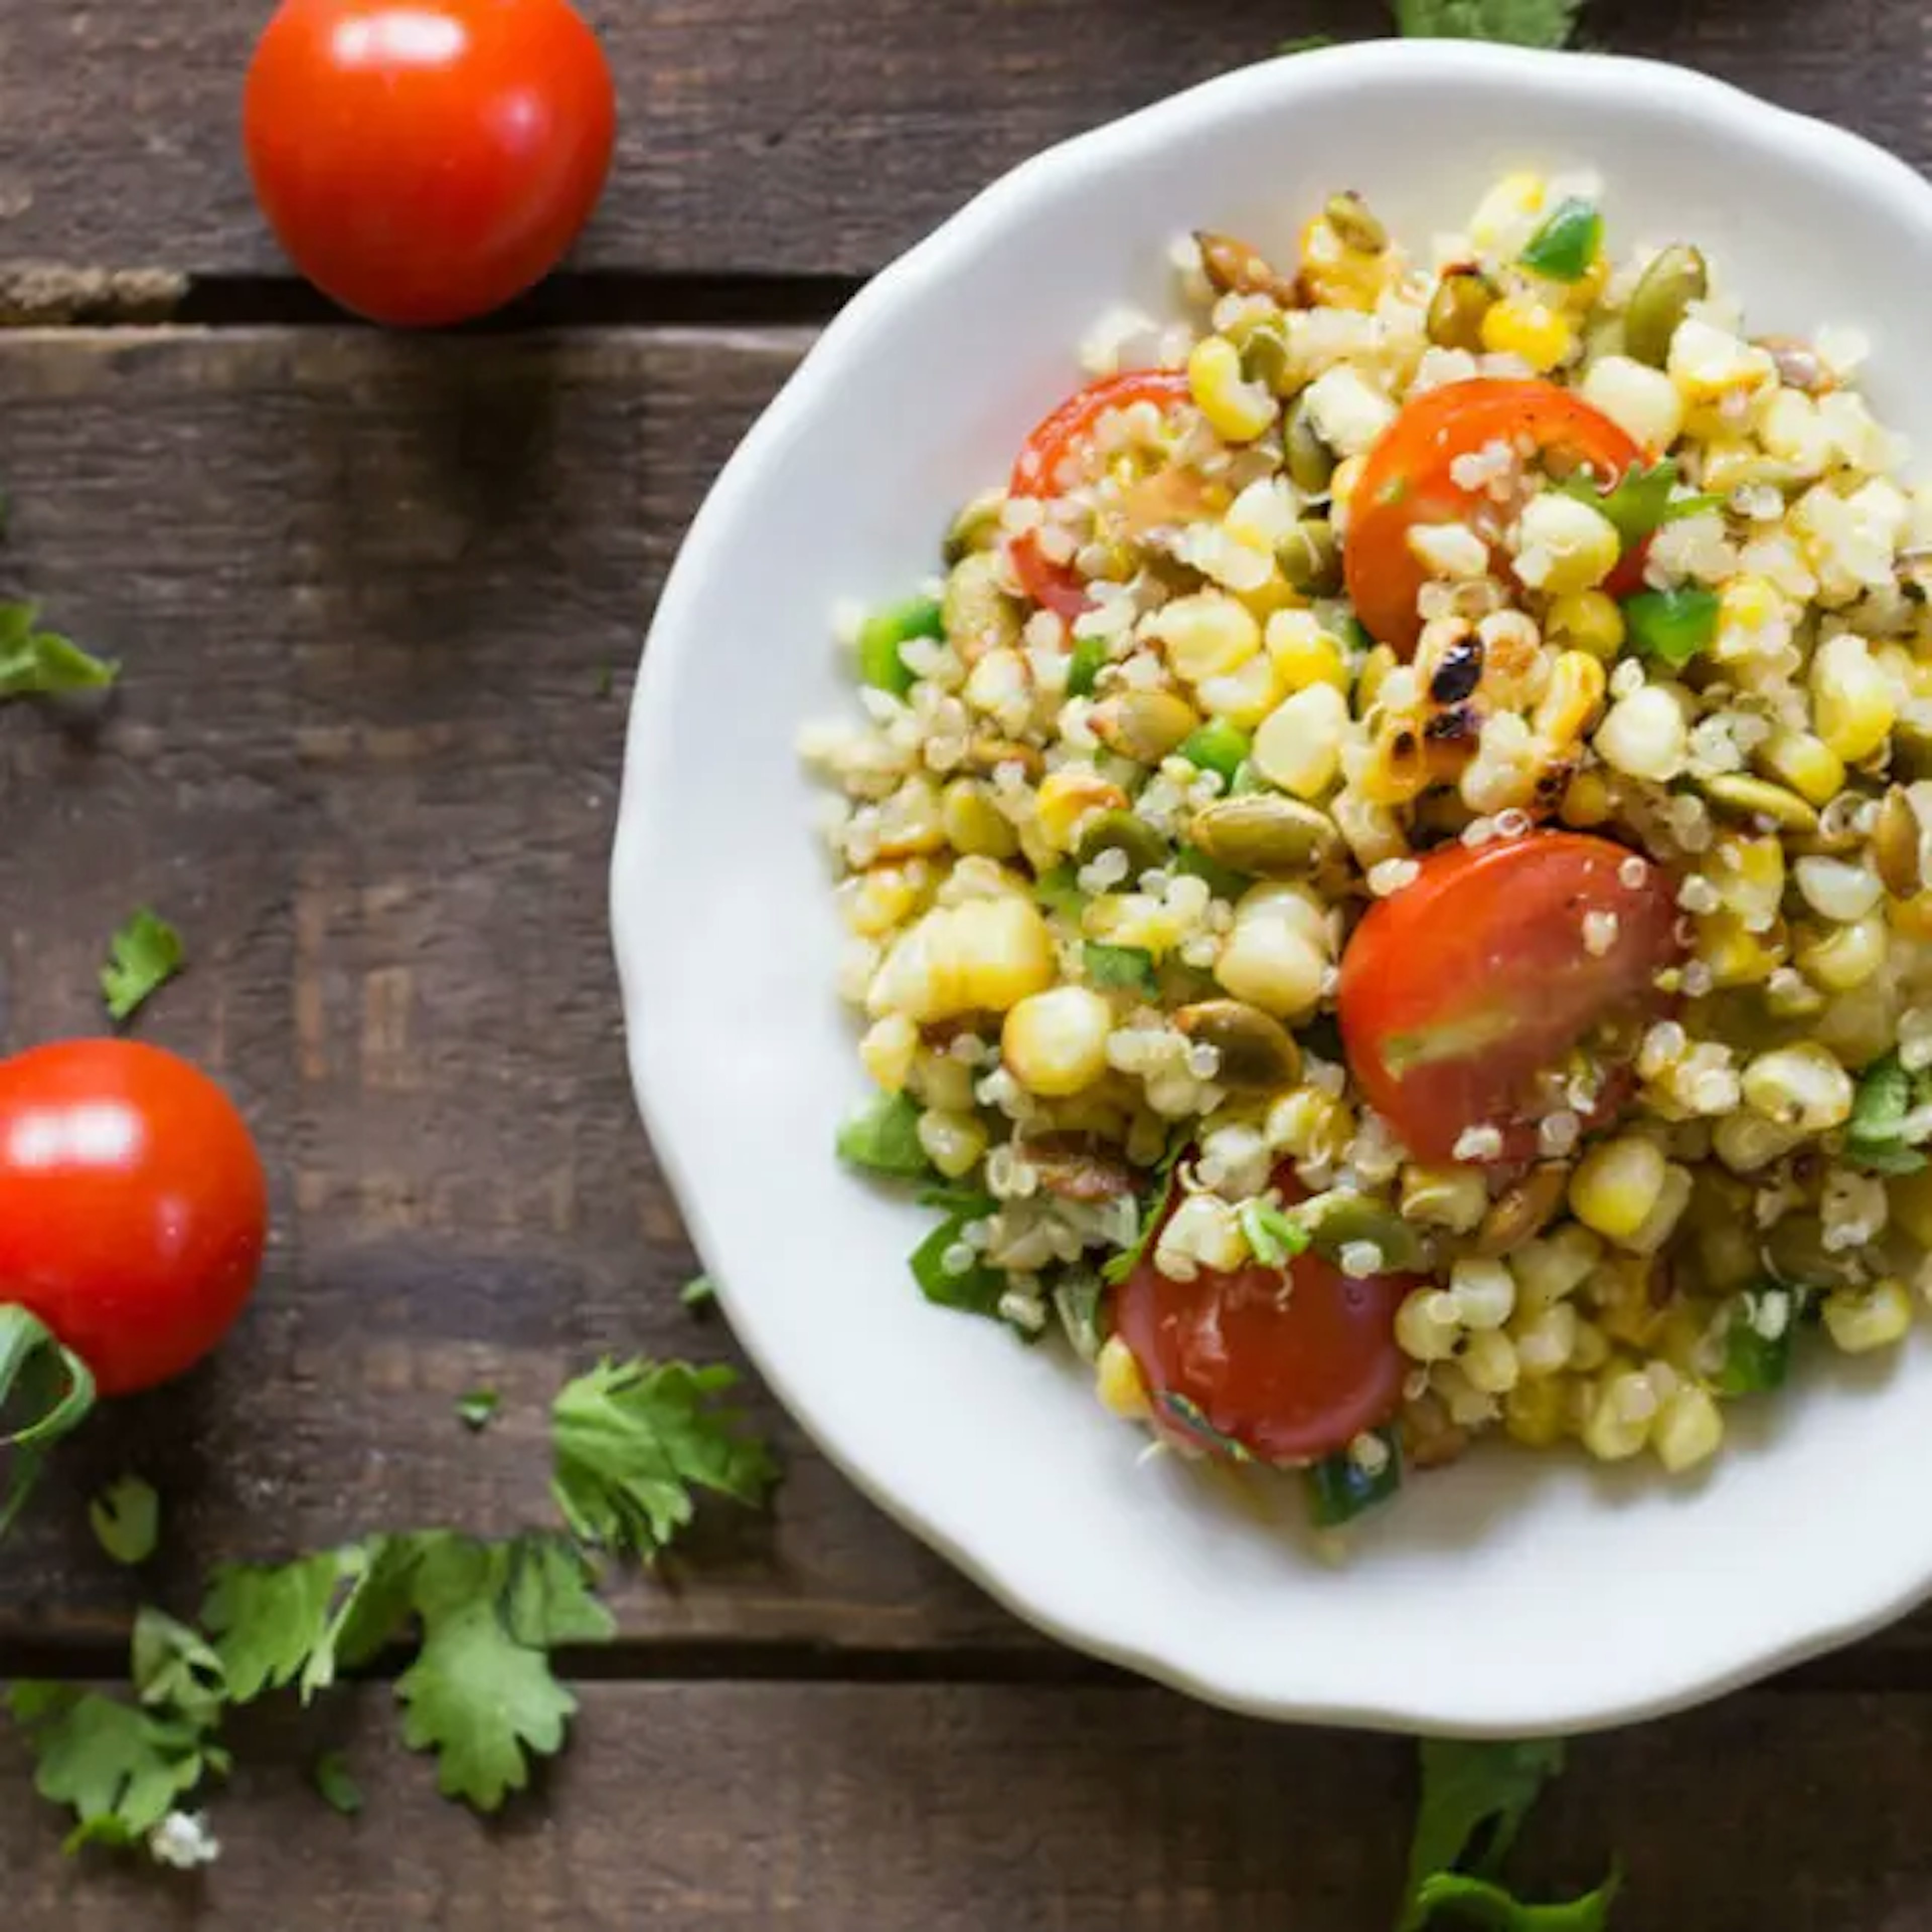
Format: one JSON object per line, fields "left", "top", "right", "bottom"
{"left": 803, "top": 167, "right": 1932, "bottom": 1528}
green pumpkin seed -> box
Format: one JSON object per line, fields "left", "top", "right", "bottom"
{"left": 1090, "top": 688, "right": 1200, "bottom": 764}
{"left": 1474, "top": 1165, "right": 1572, "bottom": 1258}
{"left": 1074, "top": 810, "right": 1168, "bottom": 879}
{"left": 1763, "top": 1213, "right": 1862, "bottom": 1291}
{"left": 1298, "top": 1191, "right": 1426, "bottom": 1273}
{"left": 1624, "top": 245, "right": 1708, "bottom": 368}
{"left": 1283, "top": 392, "right": 1337, "bottom": 496}
{"left": 1276, "top": 518, "right": 1341, "bottom": 597}
{"left": 1189, "top": 794, "right": 1341, "bottom": 877}
{"left": 1874, "top": 786, "right": 1924, "bottom": 900}
{"left": 943, "top": 489, "right": 1008, "bottom": 564}
{"left": 1695, "top": 772, "right": 1820, "bottom": 834}
{"left": 1325, "top": 191, "right": 1388, "bottom": 257}
{"left": 1426, "top": 271, "right": 1495, "bottom": 353}
{"left": 1239, "top": 322, "right": 1295, "bottom": 396}
{"left": 1173, "top": 1001, "right": 1302, "bottom": 1091}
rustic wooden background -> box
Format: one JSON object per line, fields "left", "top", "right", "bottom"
{"left": 2, "top": 1, "right": 1928, "bottom": 1925}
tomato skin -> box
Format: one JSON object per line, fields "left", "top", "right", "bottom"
{"left": 0, "top": 1042, "right": 268, "bottom": 1396}
{"left": 1337, "top": 832, "right": 1683, "bottom": 1164}
{"left": 1344, "top": 379, "right": 1646, "bottom": 656}
{"left": 244, "top": 0, "right": 617, "bottom": 328}
{"left": 1008, "top": 370, "right": 1194, "bottom": 617}
{"left": 1113, "top": 1165, "right": 1416, "bottom": 1464}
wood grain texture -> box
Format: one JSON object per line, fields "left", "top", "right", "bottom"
{"left": 6, "top": 1682, "right": 1932, "bottom": 1930}
{"left": 0, "top": 0, "right": 1923, "bottom": 283}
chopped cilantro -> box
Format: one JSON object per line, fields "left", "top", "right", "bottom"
{"left": 856, "top": 597, "right": 944, "bottom": 698}
{"left": 454, "top": 1388, "right": 500, "bottom": 1432}
{"left": 1084, "top": 940, "right": 1159, "bottom": 998}
{"left": 1065, "top": 635, "right": 1109, "bottom": 697}
{"left": 1518, "top": 198, "right": 1601, "bottom": 282}
{"left": 1391, "top": 0, "right": 1581, "bottom": 47}
{"left": 1159, "top": 1391, "right": 1252, "bottom": 1463}
{"left": 909, "top": 1202, "right": 1005, "bottom": 1318}
{"left": 89, "top": 1475, "right": 160, "bottom": 1567}
{"left": 101, "top": 908, "right": 184, "bottom": 1025}
{"left": 0, "top": 602, "right": 117, "bottom": 698}
{"left": 1713, "top": 1289, "right": 1796, "bottom": 1396}
{"left": 312, "top": 1750, "right": 363, "bottom": 1818}
{"left": 1622, "top": 586, "right": 1719, "bottom": 667}
{"left": 1239, "top": 1199, "right": 1310, "bottom": 1268}
{"left": 1562, "top": 460, "right": 1718, "bottom": 547}
{"left": 1306, "top": 1433, "right": 1400, "bottom": 1527}
{"left": 836, "top": 1090, "right": 932, "bottom": 1179}
{"left": 680, "top": 1273, "right": 718, "bottom": 1311}
{"left": 1034, "top": 863, "right": 1087, "bottom": 919}
{"left": 1414, "top": 1870, "right": 1620, "bottom": 1928}
{"left": 1101, "top": 1140, "right": 1184, "bottom": 1285}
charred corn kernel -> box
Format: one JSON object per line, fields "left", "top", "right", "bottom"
{"left": 1401, "top": 1164, "right": 1489, "bottom": 1233}
{"left": 1151, "top": 592, "right": 1262, "bottom": 684}
{"left": 1740, "top": 1041, "right": 1856, "bottom": 1134}
{"left": 1822, "top": 1278, "right": 1913, "bottom": 1354}
{"left": 1798, "top": 913, "right": 1889, "bottom": 992}
{"left": 1353, "top": 646, "right": 1397, "bottom": 717}
{"left": 1595, "top": 684, "right": 1688, "bottom": 782}
{"left": 1450, "top": 1256, "right": 1516, "bottom": 1330}
{"left": 941, "top": 778, "right": 1019, "bottom": 859}
{"left": 1002, "top": 986, "right": 1114, "bottom": 1097}
{"left": 1035, "top": 768, "right": 1129, "bottom": 853}
{"left": 1579, "top": 354, "right": 1686, "bottom": 450}
{"left": 916, "top": 1107, "right": 989, "bottom": 1180}
{"left": 1532, "top": 650, "right": 1608, "bottom": 745}
{"left": 1215, "top": 914, "right": 1327, "bottom": 1020}
{"left": 1188, "top": 335, "right": 1276, "bottom": 443}
{"left": 1095, "top": 1334, "right": 1151, "bottom": 1419}
{"left": 1757, "top": 729, "right": 1845, "bottom": 807}
{"left": 1652, "top": 1385, "right": 1724, "bottom": 1474}
{"left": 1545, "top": 589, "right": 1625, "bottom": 660}
{"left": 1889, "top": 1168, "right": 1932, "bottom": 1249}
{"left": 1581, "top": 1371, "right": 1656, "bottom": 1461}
{"left": 867, "top": 896, "right": 1056, "bottom": 1022}
{"left": 1624, "top": 1163, "right": 1694, "bottom": 1254}
{"left": 1812, "top": 632, "right": 1897, "bottom": 763}
{"left": 1264, "top": 611, "right": 1350, "bottom": 693}
{"left": 844, "top": 865, "right": 924, "bottom": 937}
{"left": 1396, "top": 1287, "right": 1462, "bottom": 1363}
{"left": 1469, "top": 171, "right": 1546, "bottom": 250}
{"left": 1569, "top": 1136, "right": 1668, "bottom": 1245}
{"left": 1712, "top": 1108, "right": 1806, "bottom": 1175}
{"left": 1559, "top": 768, "right": 1614, "bottom": 827}
{"left": 1481, "top": 296, "right": 1575, "bottom": 374}
{"left": 1667, "top": 316, "right": 1776, "bottom": 403}
{"left": 858, "top": 1014, "right": 919, "bottom": 1093}
{"left": 1512, "top": 1225, "right": 1602, "bottom": 1310}
{"left": 1195, "top": 649, "right": 1287, "bottom": 728}
{"left": 1695, "top": 910, "right": 1785, "bottom": 988}
{"left": 1253, "top": 682, "right": 1350, "bottom": 798}
{"left": 1265, "top": 1086, "right": 1355, "bottom": 1164}
{"left": 1503, "top": 1377, "right": 1569, "bottom": 1449}
{"left": 1462, "top": 1329, "right": 1520, "bottom": 1396}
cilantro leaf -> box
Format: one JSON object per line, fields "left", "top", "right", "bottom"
{"left": 550, "top": 1358, "right": 778, "bottom": 1561}
{"left": 0, "top": 603, "right": 117, "bottom": 698}
{"left": 1101, "top": 1140, "right": 1185, "bottom": 1285}
{"left": 1414, "top": 1870, "right": 1620, "bottom": 1928}
{"left": 203, "top": 1545, "right": 378, "bottom": 1705}
{"left": 89, "top": 1475, "right": 159, "bottom": 1566}
{"left": 1391, "top": 0, "right": 1581, "bottom": 45}
{"left": 680, "top": 1274, "right": 717, "bottom": 1311}
{"left": 101, "top": 908, "right": 184, "bottom": 1025}
{"left": 395, "top": 1537, "right": 577, "bottom": 1812}
{"left": 1307, "top": 1432, "right": 1401, "bottom": 1527}
{"left": 1402, "top": 1739, "right": 1568, "bottom": 1928}
{"left": 312, "top": 1751, "right": 363, "bottom": 1818}
{"left": 836, "top": 1090, "right": 932, "bottom": 1179}
{"left": 1052, "top": 1267, "right": 1109, "bottom": 1361}
{"left": 1240, "top": 1199, "right": 1311, "bottom": 1267}
{"left": 1160, "top": 1391, "right": 1253, "bottom": 1462}
{"left": 454, "top": 1388, "right": 500, "bottom": 1432}
{"left": 1622, "top": 587, "right": 1719, "bottom": 668}
{"left": 1561, "top": 461, "right": 1717, "bottom": 547}
{"left": 910, "top": 1202, "right": 1006, "bottom": 1317}
{"left": 503, "top": 1536, "right": 616, "bottom": 1648}
{"left": 1035, "top": 863, "right": 1087, "bottom": 920}
{"left": 130, "top": 1609, "right": 227, "bottom": 1728}
{"left": 1085, "top": 941, "right": 1159, "bottom": 998}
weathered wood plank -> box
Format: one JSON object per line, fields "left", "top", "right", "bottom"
{"left": 5, "top": 1682, "right": 1932, "bottom": 1930}
{"left": 0, "top": 0, "right": 1923, "bottom": 284}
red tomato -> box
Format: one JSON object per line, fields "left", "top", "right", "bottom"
{"left": 1113, "top": 1165, "right": 1416, "bottom": 1464}
{"left": 1344, "top": 378, "right": 1648, "bottom": 656}
{"left": 0, "top": 1042, "right": 268, "bottom": 1396}
{"left": 244, "top": 0, "right": 617, "bottom": 328}
{"left": 1008, "top": 370, "right": 1194, "bottom": 618}
{"left": 1337, "top": 832, "right": 1683, "bottom": 1164}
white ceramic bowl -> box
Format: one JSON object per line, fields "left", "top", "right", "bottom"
{"left": 614, "top": 41, "right": 1932, "bottom": 1735}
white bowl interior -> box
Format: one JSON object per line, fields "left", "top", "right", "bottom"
{"left": 615, "top": 43, "right": 1932, "bottom": 1734}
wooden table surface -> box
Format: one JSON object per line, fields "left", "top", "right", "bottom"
{"left": 3, "top": 2, "right": 1931, "bottom": 1925}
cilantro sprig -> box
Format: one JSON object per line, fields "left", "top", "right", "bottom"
{"left": 0, "top": 602, "right": 116, "bottom": 699}
{"left": 1391, "top": 0, "right": 1582, "bottom": 45}
{"left": 101, "top": 909, "right": 184, "bottom": 1025}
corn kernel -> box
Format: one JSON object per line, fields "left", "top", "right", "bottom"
{"left": 917, "top": 1107, "right": 989, "bottom": 1179}
{"left": 1595, "top": 684, "right": 1688, "bottom": 782}
{"left": 1481, "top": 297, "right": 1575, "bottom": 374}
{"left": 845, "top": 864, "right": 923, "bottom": 937}
{"left": 1545, "top": 589, "right": 1625, "bottom": 660}
{"left": 1214, "top": 913, "right": 1327, "bottom": 1020}
{"left": 858, "top": 1014, "right": 919, "bottom": 1093}
{"left": 1195, "top": 648, "right": 1287, "bottom": 728}
{"left": 1652, "top": 1385, "right": 1724, "bottom": 1474}
{"left": 1812, "top": 632, "right": 1897, "bottom": 763}
{"left": 1889, "top": 1168, "right": 1932, "bottom": 1249}
{"left": 1667, "top": 317, "right": 1776, "bottom": 403}
{"left": 1822, "top": 1279, "right": 1913, "bottom": 1354}
{"left": 1559, "top": 769, "right": 1614, "bottom": 827}
{"left": 1798, "top": 914, "right": 1889, "bottom": 993}
{"left": 1513, "top": 1225, "right": 1602, "bottom": 1310}
{"left": 1531, "top": 650, "right": 1608, "bottom": 746}
{"left": 1450, "top": 1256, "right": 1516, "bottom": 1330}
{"left": 1095, "top": 1334, "right": 1151, "bottom": 1419}
{"left": 941, "top": 778, "right": 1019, "bottom": 859}
{"left": 1757, "top": 729, "right": 1845, "bottom": 807}
{"left": 1579, "top": 354, "right": 1685, "bottom": 450}
{"left": 1695, "top": 909, "right": 1785, "bottom": 988}
{"left": 1512, "top": 1302, "right": 1579, "bottom": 1379}
{"left": 1303, "top": 365, "right": 1398, "bottom": 459}
{"left": 1400, "top": 1164, "right": 1489, "bottom": 1233}
{"left": 1188, "top": 335, "right": 1276, "bottom": 443}
{"left": 1265, "top": 1086, "right": 1355, "bottom": 1165}
{"left": 1569, "top": 1136, "right": 1668, "bottom": 1245}
{"left": 1502, "top": 1377, "right": 1569, "bottom": 1448}
{"left": 1252, "top": 682, "right": 1350, "bottom": 798}
{"left": 1396, "top": 1287, "right": 1461, "bottom": 1363}
{"left": 1468, "top": 171, "right": 1546, "bottom": 251}
{"left": 1581, "top": 1371, "right": 1655, "bottom": 1461}
{"left": 1150, "top": 592, "right": 1262, "bottom": 684}
{"left": 1003, "top": 985, "right": 1113, "bottom": 1097}
{"left": 914, "top": 1049, "right": 976, "bottom": 1114}
{"left": 1740, "top": 1041, "right": 1855, "bottom": 1133}
{"left": 1711, "top": 1108, "right": 1806, "bottom": 1175}
{"left": 867, "top": 896, "right": 1056, "bottom": 1022}
{"left": 1462, "top": 1330, "right": 1520, "bottom": 1396}
{"left": 1624, "top": 1164, "right": 1693, "bottom": 1254}
{"left": 1264, "top": 611, "right": 1350, "bottom": 693}
{"left": 1035, "top": 768, "right": 1129, "bottom": 853}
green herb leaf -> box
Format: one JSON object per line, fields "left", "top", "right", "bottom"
{"left": 100, "top": 908, "right": 184, "bottom": 1025}
{"left": 502, "top": 1536, "right": 617, "bottom": 1649}
{"left": 1066, "top": 635, "right": 1109, "bottom": 698}
{"left": 1277, "top": 34, "right": 1336, "bottom": 54}
{"left": 1172, "top": 843, "right": 1251, "bottom": 903}
{"left": 550, "top": 1358, "right": 778, "bottom": 1562}
{"left": 1402, "top": 1739, "right": 1568, "bottom": 1929}
{"left": 1306, "top": 1432, "right": 1401, "bottom": 1528}
{"left": 1713, "top": 1288, "right": 1796, "bottom": 1397}
{"left": 1239, "top": 1199, "right": 1311, "bottom": 1268}
{"left": 454, "top": 1388, "right": 500, "bottom": 1432}
{"left": 312, "top": 1750, "right": 363, "bottom": 1817}
{"left": 836, "top": 1090, "right": 932, "bottom": 1180}
{"left": 1101, "top": 1140, "right": 1185, "bottom": 1285}
{"left": 1847, "top": 1142, "right": 1929, "bottom": 1176}
{"left": 1414, "top": 1870, "right": 1620, "bottom": 1929}
{"left": 1052, "top": 1267, "right": 1110, "bottom": 1361}
{"left": 1391, "top": 0, "right": 1581, "bottom": 47}
{"left": 1848, "top": 1051, "right": 1918, "bottom": 1145}
{"left": 1159, "top": 1391, "right": 1253, "bottom": 1463}
{"left": 680, "top": 1274, "right": 717, "bottom": 1311}
{"left": 909, "top": 1206, "right": 1005, "bottom": 1317}
{"left": 1179, "top": 719, "right": 1251, "bottom": 786}
{"left": 1035, "top": 863, "right": 1088, "bottom": 920}
{"left": 1518, "top": 198, "right": 1601, "bottom": 283}
{"left": 0, "top": 606, "right": 118, "bottom": 698}
{"left": 89, "top": 1476, "right": 159, "bottom": 1567}
{"left": 202, "top": 1543, "right": 391, "bottom": 1706}
{"left": 1084, "top": 940, "right": 1159, "bottom": 998}
{"left": 1561, "top": 461, "right": 1718, "bottom": 548}
{"left": 856, "top": 597, "right": 944, "bottom": 698}
{"left": 130, "top": 1608, "right": 228, "bottom": 1727}
{"left": 1621, "top": 587, "right": 1719, "bottom": 668}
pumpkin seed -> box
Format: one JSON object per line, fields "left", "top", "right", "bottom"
{"left": 1189, "top": 794, "right": 1341, "bottom": 876}
{"left": 1763, "top": 1213, "right": 1862, "bottom": 1292}
{"left": 1276, "top": 518, "right": 1341, "bottom": 597}
{"left": 1426, "top": 270, "right": 1495, "bottom": 353}
{"left": 1090, "top": 688, "right": 1200, "bottom": 764}
{"left": 1074, "top": 809, "right": 1168, "bottom": 879}
{"left": 1196, "top": 230, "right": 1299, "bottom": 304}
{"left": 1624, "top": 244, "right": 1707, "bottom": 368}
{"left": 1695, "top": 772, "right": 1820, "bottom": 833}
{"left": 1325, "top": 191, "right": 1388, "bottom": 256}
{"left": 1873, "top": 785, "right": 1924, "bottom": 899}
{"left": 1173, "top": 1000, "right": 1302, "bottom": 1091}
{"left": 1474, "top": 1164, "right": 1572, "bottom": 1258}
{"left": 1283, "top": 392, "right": 1337, "bottom": 496}
{"left": 1298, "top": 1191, "right": 1426, "bottom": 1273}
{"left": 943, "top": 489, "right": 1008, "bottom": 564}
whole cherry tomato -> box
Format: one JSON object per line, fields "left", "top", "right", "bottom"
{"left": 1337, "top": 832, "right": 1683, "bottom": 1165}
{"left": 1008, "top": 370, "right": 1194, "bottom": 618}
{"left": 1343, "top": 378, "right": 1650, "bottom": 656}
{"left": 0, "top": 1040, "right": 268, "bottom": 1396}
{"left": 1113, "top": 1165, "right": 1417, "bottom": 1464}
{"left": 244, "top": 0, "right": 617, "bottom": 328}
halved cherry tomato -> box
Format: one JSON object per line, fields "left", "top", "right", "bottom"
{"left": 1008, "top": 370, "right": 1193, "bottom": 618}
{"left": 1113, "top": 1165, "right": 1416, "bottom": 1464}
{"left": 1344, "top": 378, "right": 1648, "bottom": 657}
{"left": 1336, "top": 832, "right": 1683, "bottom": 1164}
